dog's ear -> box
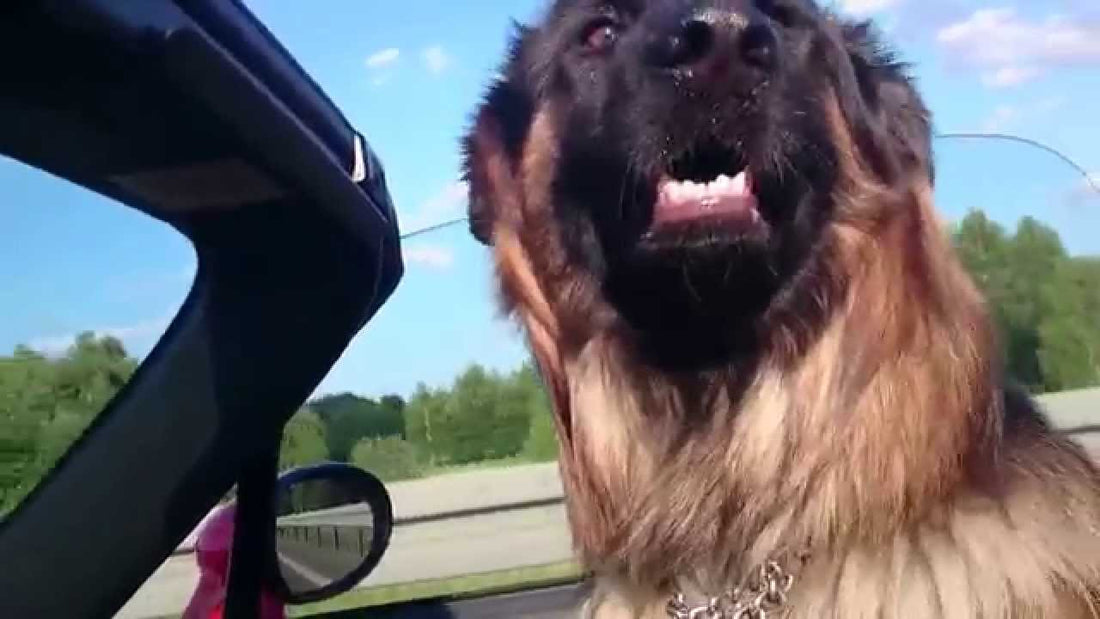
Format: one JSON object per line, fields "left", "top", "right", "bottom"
{"left": 836, "top": 20, "right": 936, "bottom": 184}
{"left": 462, "top": 26, "right": 536, "bottom": 245}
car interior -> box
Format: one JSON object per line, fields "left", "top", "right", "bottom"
{"left": 0, "top": 2, "right": 592, "bottom": 617}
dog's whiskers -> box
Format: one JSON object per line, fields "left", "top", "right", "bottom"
{"left": 617, "top": 159, "right": 634, "bottom": 224}
{"left": 682, "top": 260, "right": 704, "bottom": 305}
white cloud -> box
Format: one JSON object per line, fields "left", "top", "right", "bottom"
{"left": 839, "top": 0, "right": 903, "bottom": 17}
{"left": 421, "top": 45, "right": 452, "bottom": 75}
{"left": 1065, "top": 171, "right": 1100, "bottom": 207}
{"left": 1033, "top": 95, "right": 1069, "bottom": 114}
{"left": 365, "top": 48, "right": 400, "bottom": 69}
{"left": 403, "top": 245, "right": 455, "bottom": 270}
{"left": 937, "top": 8, "right": 1100, "bottom": 88}
{"left": 1080, "top": 171, "right": 1100, "bottom": 196}
{"left": 29, "top": 316, "right": 173, "bottom": 358}
{"left": 981, "top": 105, "right": 1021, "bottom": 133}
{"left": 399, "top": 180, "right": 469, "bottom": 233}
{"left": 981, "top": 65, "right": 1041, "bottom": 88}
{"left": 978, "top": 96, "right": 1066, "bottom": 133}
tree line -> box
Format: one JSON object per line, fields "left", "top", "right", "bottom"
{"left": 280, "top": 362, "right": 557, "bottom": 482}
{"left": 953, "top": 210, "right": 1100, "bottom": 392}
{"left": 1, "top": 210, "right": 1097, "bottom": 513}
{"left": 0, "top": 334, "right": 138, "bottom": 514}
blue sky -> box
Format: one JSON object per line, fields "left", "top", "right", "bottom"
{"left": 1, "top": 0, "right": 1098, "bottom": 400}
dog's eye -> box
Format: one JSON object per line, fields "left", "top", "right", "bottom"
{"left": 581, "top": 18, "right": 620, "bottom": 54}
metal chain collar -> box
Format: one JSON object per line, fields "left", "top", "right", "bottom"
{"left": 666, "top": 561, "right": 795, "bottom": 619}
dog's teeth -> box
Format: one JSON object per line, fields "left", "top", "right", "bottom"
{"left": 667, "top": 183, "right": 687, "bottom": 205}
{"left": 672, "top": 183, "right": 688, "bottom": 202}
{"left": 683, "top": 182, "right": 702, "bottom": 200}
{"left": 730, "top": 171, "right": 747, "bottom": 195}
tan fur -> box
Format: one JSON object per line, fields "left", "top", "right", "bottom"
{"left": 471, "top": 72, "right": 1100, "bottom": 619}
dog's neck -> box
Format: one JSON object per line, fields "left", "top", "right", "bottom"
{"left": 549, "top": 185, "right": 1000, "bottom": 594}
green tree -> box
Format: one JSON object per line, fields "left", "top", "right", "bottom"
{"left": 53, "top": 333, "right": 137, "bottom": 411}
{"left": 522, "top": 397, "right": 559, "bottom": 462}
{"left": 0, "top": 334, "right": 139, "bottom": 514}
{"left": 279, "top": 408, "right": 329, "bottom": 470}
{"left": 954, "top": 210, "right": 1011, "bottom": 294}
{"left": 0, "top": 351, "right": 51, "bottom": 513}
{"left": 405, "top": 365, "right": 532, "bottom": 466}
{"left": 1037, "top": 258, "right": 1100, "bottom": 390}
{"left": 1002, "top": 217, "right": 1068, "bottom": 390}
{"left": 379, "top": 395, "right": 407, "bottom": 437}
{"left": 311, "top": 393, "right": 404, "bottom": 461}
{"left": 511, "top": 364, "right": 558, "bottom": 461}
{"left": 954, "top": 211, "right": 1100, "bottom": 393}
{"left": 404, "top": 383, "right": 449, "bottom": 465}
{"left": 350, "top": 437, "right": 423, "bottom": 482}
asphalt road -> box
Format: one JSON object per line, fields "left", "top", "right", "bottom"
{"left": 278, "top": 502, "right": 376, "bottom": 527}
{"left": 275, "top": 525, "right": 373, "bottom": 593}
{"left": 116, "top": 501, "right": 574, "bottom": 618}
{"left": 365, "top": 584, "right": 591, "bottom": 618}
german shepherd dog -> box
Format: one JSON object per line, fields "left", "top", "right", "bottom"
{"left": 462, "top": 0, "right": 1100, "bottom": 616}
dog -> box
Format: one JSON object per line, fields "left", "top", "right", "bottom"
{"left": 462, "top": 0, "right": 1100, "bottom": 616}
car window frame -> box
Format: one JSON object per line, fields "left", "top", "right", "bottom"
{"left": 0, "top": 2, "right": 402, "bottom": 617}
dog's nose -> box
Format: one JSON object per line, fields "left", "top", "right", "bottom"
{"left": 645, "top": 8, "right": 778, "bottom": 77}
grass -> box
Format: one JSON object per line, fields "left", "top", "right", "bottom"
{"left": 420, "top": 454, "right": 554, "bottom": 477}
{"left": 287, "top": 560, "right": 583, "bottom": 617}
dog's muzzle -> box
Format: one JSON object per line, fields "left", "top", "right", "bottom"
{"left": 642, "top": 4, "right": 778, "bottom": 95}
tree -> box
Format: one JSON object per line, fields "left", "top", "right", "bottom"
{"left": 404, "top": 384, "right": 448, "bottom": 465}
{"left": 1001, "top": 218, "right": 1068, "bottom": 390}
{"left": 953, "top": 211, "right": 1100, "bottom": 393}
{"left": 404, "top": 365, "right": 533, "bottom": 466}
{"left": 445, "top": 365, "right": 530, "bottom": 464}
{"left": 522, "top": 396, "right": 559, "bottom": 462}
{"left": 0, "top": 334, "right": 140, "bottom": 514}
{"left": 378, "top": 395, "right": 407, "bottom": 437}
{"left": 0, "top": 354, "right": 49, "bottom": 513}
{"left": 350, "top": 437, "right": 422, "bottom": 482}
{"left": 954, "top": 210, "right": 1011, "bottom": 293}
{"left": 510, "top": 364, "right": 558, "bottom": 461}
{"left": 53, "top": 333, "right": 138, "bottom": 410}
{"left": 279, "top": 408, "right": 328, "bottom": 471}
{"left": 311, "top": 393, "right": 404, "bottom": 461}
{"left": 1037, "top": 258, "right": 1100, "bottom": 390}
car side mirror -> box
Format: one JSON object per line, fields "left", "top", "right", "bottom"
{"left": 269, "top": 463, "right": 393, "bottom": 605}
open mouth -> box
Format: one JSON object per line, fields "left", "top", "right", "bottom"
{"left": 651, "top": 143, "right": 761, "bottom": 230}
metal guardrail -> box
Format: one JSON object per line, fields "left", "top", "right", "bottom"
{"left": 275, "top": 522, "right": 373, "bottom": 557}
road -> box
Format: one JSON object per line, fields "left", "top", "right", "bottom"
{"left": 116, "top": 500, "right": 573, "bottom": 618}
{"left": 275, "top": 525, "right": 374, "bottom": 593}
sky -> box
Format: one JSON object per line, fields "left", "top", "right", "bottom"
{"left": 0, "top": 0, "right": 1098, "bottom": 400}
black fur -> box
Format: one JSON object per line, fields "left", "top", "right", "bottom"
{"left": 465, "top": 0, "right": 933, "bottom": 369}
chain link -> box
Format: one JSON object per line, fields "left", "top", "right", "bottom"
{"left": 666, "top": 561, "right": 795, "bottom": 619}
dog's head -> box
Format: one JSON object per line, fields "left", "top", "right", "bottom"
{"left": 464, "top": 0, "right": 934, "bottom": 369}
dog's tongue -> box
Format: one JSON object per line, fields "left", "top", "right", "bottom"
{"left": 653, "top": 170, "right": 758, "bottom": 226}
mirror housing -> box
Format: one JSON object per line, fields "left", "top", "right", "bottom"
{"left": 269, "top": 463, "right": 393, "bottom": 605}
